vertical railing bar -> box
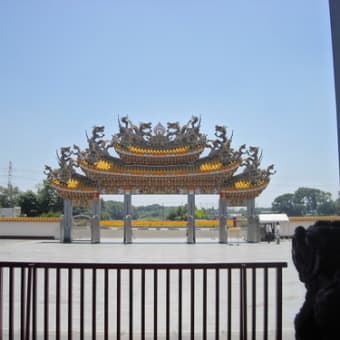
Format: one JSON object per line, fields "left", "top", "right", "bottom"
{"left": 243, "top": 267, "right": 248, "bottom": 340}
{"left": 21, "top": 267, "right": 26, "bottom": 340}
{"left": 104, "top": 268, "right": 109, "bottom": 340}
{"left": 44, "top": 268, "right": 49, "bottom": 340}
{"left": 141, "top": 269, "right": 145, "bottom": 340}
{"left": 190, "top": 269, "right": 195, "bottom": 340}
{"left": 117, "top": 268, "right": 121, "bottom": 340}
{"left": 80, "top": 268, "right": 84, "bottom": 340}
{"left": 153, "top": 269, "right": 158, "bottom": 340}
{"left": 252, "top": 268, "right": 256, "bottom": 340}
{"left": 215, "top": 268, "right": 220, "bottom": 340}
{"left": 178, "top": 268, "right": 182, "bottom": 340}
{"left": 56, "top": 267, "right": 60, "bottom": 340}
{"left": 228, "top": 268, "right": 232, "bottom": 340}
{"left": 92, "top": 268, "right": 97, "bottom": 340}
{"left": 68, "top": 268, "right": 73, "bottom": 340}
{"left": 129, "top": 268, "right": 133, "bottom": 340}
{"left": 239, "top": 268, "right": 243, "bottom": 340}
{"left": 276, "top": 267, "right": 283, "bottom": 340}
{"left": 166, "top": 268, "right": 170, "bottom": 340}
{"left": 25, "top": 266, "right": 33, "bottom": 340}
{"left": 203, "top": 268, "right": 207, "bottom": 340}
{"left": 32, "top": 267, "right": 37, "bottom": 340}
{"left": 9, "top": 266, "right": 14, "bottom": 340}
{"left": 263, "top": 268, "right": 268, "bottom": 340}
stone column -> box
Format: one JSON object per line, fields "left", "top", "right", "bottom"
{"left": 62, "top": 199, "right": 72, "bottom": 243}
{"left": 90, "top": 198, "right": 101, "bottom": 243}
{"left": 218, "top": 197, "right": 228, "bottom": 243}
{"left": 187, "top": 191, "right": 196, "bottom": 244}
{"left": 123, "top": 191, "right": 132, "bottom": 244}
{"left": 247, "top": 198, "right": 259, "bottom": 242}
{"left": 59, "top": 214, "right": 64, "bottom": 241}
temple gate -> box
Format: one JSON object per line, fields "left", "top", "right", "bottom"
{"left": 45, "top": 116, "right": 275, "bottom": 243}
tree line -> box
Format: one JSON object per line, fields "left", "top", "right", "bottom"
{"left": 272, "top": 187, "right": 340, "bottom": 216}
{"left": 1, "top": 181, "right": 339, "bottom": 218}
{"left": 0, "top": 181, "right": 217, "bottom": 219}
{"left": 0, "top": 181, "right": 63, "bottom": 217}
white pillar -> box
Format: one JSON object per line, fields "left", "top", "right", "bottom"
{"left": 187, "top": 191, "right": 196, "bottom": 244}
{"left": 62, "top": 199, "right": 72, "bottom": 243}
{"left": 247, "top": 198, "right": 259, "bottom": 242}
{"left": 90, "top": 198, "right": 101, "bottom": 243}
{"left": 123, "top": 191, "right": 132, "bottom": 244}
{"left": 218, "top": 197, "right": 228, "bottom": 243}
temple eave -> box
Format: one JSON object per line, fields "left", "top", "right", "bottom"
{"left": 80, "top": 164, "right": 239, "bottom": 179}
{"left": 220, "top": 182, "right": 269, "bottom": 201}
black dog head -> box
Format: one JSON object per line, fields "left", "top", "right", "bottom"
{"left": 292, "top": 221, "right": 340, "bottom": 287}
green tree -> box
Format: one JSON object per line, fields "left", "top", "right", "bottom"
{"left": 135, "top": 204, "right": 163, "bottom": 220}
{"left": 100, "top": 200, "right": 111, "bottom": 220}
{"left": 272, "top": 193, "right": 304, "bottom": 216}
{"left": 272, "top": 187, "right": 336, "bottom": 216}
{"left": 0, "top": 185, "right": 21, "bottom": 207}
{"left": 335, "top": 198, "right": 340, "bottom": 215}
{"left": 294, "top": 187, "right": 333, "bottom": 215}
{"left": 317, "top": 200, "right": 336, "bottom": 215}
{"left": 36, "top": 180, "right": 63, "bottom": 215}
{"left": 167, "top": 205, "right": 188, "bottom": 220}
{"left": 102, "top": 201, "right": 124, "bottom": 219}
{"left": 18, "top": 191, "right": 40, "bottom": 216}
{"left": 101, "top": 200, "right": 138, "bottom": 219}
{"left": 195, "top": 208, "right": 208, "bottom": 219}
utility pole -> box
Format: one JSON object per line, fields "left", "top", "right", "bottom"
{"left": 8, "top": 161, "right": 13, "bottom": 207}
{"left": 329, "top": 0, "right": 340, "bottom": 182}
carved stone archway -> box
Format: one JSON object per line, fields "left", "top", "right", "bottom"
{"left": 45, "top": 116, "right": 275, "bottom": 243}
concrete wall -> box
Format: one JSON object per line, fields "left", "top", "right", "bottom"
{"left": 0, "top": 221, "right": 60, "bottom": 239}
{"left": 0, "top": 217, "right": 338, "bottom": 240}
{"left": 281, "top": 220, "right": 310, "bottom": 237}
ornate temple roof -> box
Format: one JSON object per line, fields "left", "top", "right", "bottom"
{"left": 45, "top": 116, "right": 275, "bottom": 204}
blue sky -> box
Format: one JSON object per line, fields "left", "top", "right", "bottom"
{"left": 0, "top": 0, "right": 338, "bottom": 207}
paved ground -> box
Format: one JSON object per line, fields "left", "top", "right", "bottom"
{"left": 0, "top": 237, "right": 304, "bottom": 339}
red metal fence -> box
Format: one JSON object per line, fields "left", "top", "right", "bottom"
{"left": 0, "top": 261, "right": 287, "bottom": 339}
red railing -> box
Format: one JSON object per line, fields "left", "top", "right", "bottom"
{"left": 0, "top": 261, "right": 287, "bottom": 339}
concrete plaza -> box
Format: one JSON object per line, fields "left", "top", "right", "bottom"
{"left": 0, "top": 237, "right": 304, "bottom": 339}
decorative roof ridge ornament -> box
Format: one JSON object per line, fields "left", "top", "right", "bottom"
{"left": 114, "top": 115, "right": 206, "bottom": 148}
{"left": 154, "top": 122, "right": 166, "bottom": 136}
